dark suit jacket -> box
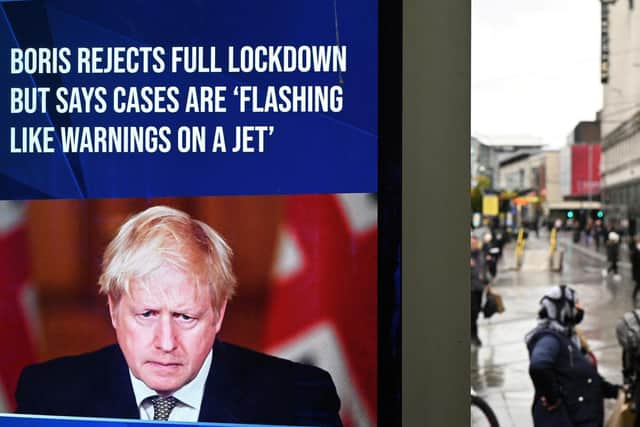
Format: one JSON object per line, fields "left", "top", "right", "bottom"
{"left": 15, "top": 340, "right": 342, "bottom": 426}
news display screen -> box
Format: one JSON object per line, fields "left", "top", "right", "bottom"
{"left": 0, "top": 1, "right": 395, "bottom": 427}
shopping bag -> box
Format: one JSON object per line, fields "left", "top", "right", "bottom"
{"left": 493, "top": 291, "right": 505, "bottom": 313}
{"left": 482, "top": 289, "right": 499, "bottom": 318}
{"left": 605, "top": 389, "right": 636, "bottom": 427}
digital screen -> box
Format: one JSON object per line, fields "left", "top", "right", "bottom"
{"left": 0, "top": 1, "right": 396, "bottom": 426}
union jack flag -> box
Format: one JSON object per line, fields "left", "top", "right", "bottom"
{"left": 0, "top": 201, "right": 37, "bottom": 412}
{"left": 264, "top": 194, "right": 377, "bottom": 427}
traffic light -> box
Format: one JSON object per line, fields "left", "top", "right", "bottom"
{"left": 597, "top": 210, "right": 604, "bottom": 219}
{"left": 567, "top": 210, "right": 574, "bottom": 219}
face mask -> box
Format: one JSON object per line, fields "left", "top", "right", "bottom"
{"left": 538, "top": 306, "right": 548, "bottom": 319}
{"left": 573, "top": 308, "right": 584, "bottom": 325}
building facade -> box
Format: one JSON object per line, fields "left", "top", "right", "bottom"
{"left": 472, "top": 135, "right": 546, "bottom": 189}
{"left": 498, "top": 150, "right": 562, "bottom": 211}
{"left": 601, "top": 0, "right": 640, "bottom": 220}
{"left": 560, "top": 144, "right": 601, "bottom": 200}
{"left": 470, "top": 136, "right": 499, "bottom": 188}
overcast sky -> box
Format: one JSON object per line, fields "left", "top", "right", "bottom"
{"left": 472, "top": 0, "right": 602, "bottom": 148}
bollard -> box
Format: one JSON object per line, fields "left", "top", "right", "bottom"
{"left": 515, "top": 227, "right": 525, "bottom": 270}
{"left": 549, "top": 227, "right": 557, "bottom": 271}
{"left": 550, "top": 248, "right": 564, "bottom": 272}
{"left": 547, "top": 227, "right": 564, "bottom": 272}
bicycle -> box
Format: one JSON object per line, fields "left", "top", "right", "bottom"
{"left": 471, "top": 388, "right": 500, "bottom": 427}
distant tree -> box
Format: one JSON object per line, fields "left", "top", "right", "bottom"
{"left": 476, "top": 175, "right": 491, "bottom": 190}
{"left": 470, "top": 175, "right": 490, "bottom": 213}
{"left": 471, "top": 187, "right": 482, "bottom": 213}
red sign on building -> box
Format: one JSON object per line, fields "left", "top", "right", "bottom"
{"left": 571, "top": 144, "right": 601, "bottom": 197}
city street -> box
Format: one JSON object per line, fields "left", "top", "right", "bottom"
{"left": 472, "top": 230, "right": 635, "bottom": 427}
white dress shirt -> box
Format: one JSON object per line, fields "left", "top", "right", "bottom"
{"left": 129, "top": 350, "right": 213, "bottom": 422}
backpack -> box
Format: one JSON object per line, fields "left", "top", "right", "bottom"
{"left": 616, "top": 309, "right": 640, "bottom": 353}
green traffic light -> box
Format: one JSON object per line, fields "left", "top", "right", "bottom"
{"left": 567, "top": 211, "right": 574, "bottom": 218}
{"left": 597, "top": 210, "right": 604, "bottom": 218}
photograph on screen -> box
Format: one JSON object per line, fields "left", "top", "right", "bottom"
{"left": 0, "top": 196, "right": 377, "bottom": 426}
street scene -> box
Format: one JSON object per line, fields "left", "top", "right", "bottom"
{"left": 472, "top": 1, "right": 640, "bottom": 425}
{"left": 471, "top": 229, "right": 634, "bottom": 426}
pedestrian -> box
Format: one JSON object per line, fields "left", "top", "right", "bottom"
{"left": 601, "top": 223, "right": 610, "bottom": 247}
{"left": 631, "top": 234, "right": 640, "bottom": 303}
{"left": 493, "top": 229, "right": 505, "bottom": 262}
{"left": 618, "top": 309, "right": 640, "bottom": 427}
{"left": 471, "top": 234, "right": 488, "bottom": 347}
{"left": 554, "top": 218, "right": 564, "bottom": 231}
{"left": 573, "top": 220, "right": 582, "bottom": 244}
{"left": 526, "top": 285, "right": 620, "bottom": 426}
{"left": 603, "top": 231, "right": 622, "bottom": 281}
{"left": 594, "top": 220, "right": 603, "bottom": 251}
{"left": 584, "top": 218, "right": 593, "bottom": 247}
{"left": 483, "top": 232, "right": 499, "bottom": 280}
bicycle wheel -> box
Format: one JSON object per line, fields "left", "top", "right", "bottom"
{"left": 470, "top": 395, "right": 500, "bottom": 427}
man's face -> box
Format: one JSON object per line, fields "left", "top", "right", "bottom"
{"left": 108, "top": 266, "right": 225, "bottom": 395}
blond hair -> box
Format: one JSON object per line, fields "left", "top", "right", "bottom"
{"left": 98, "top": 206, "right": 236, "bottom": 311}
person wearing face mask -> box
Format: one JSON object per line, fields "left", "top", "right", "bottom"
{"left": 630, "top": 235, "right": 640, "bottom": 303}
{"left": 525, "top": 285, "right": 620, "bottom": 427}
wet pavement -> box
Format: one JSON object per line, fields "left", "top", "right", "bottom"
{"left": 471, "top": 230, "right": 636, "bottom": 427}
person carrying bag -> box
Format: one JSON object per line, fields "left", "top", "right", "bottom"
{"left": 526, "top": 285, "right": 621, "bottom": 427}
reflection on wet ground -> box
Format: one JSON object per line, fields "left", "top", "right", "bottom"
{"left": 471, "top": 231, "right": 633, "bottom": 427}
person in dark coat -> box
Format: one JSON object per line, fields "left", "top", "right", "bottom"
{"left": 604, "top": 231, "right": 621, "bottom": 281}
{"left": 492, "top": 229, "right": 505, "bottom": 262}
{"left": 572, "top": 221, "right": 582, "bottom": 244}
{"left": 15, "top": 206, "right": 342, "bottom": 425}
{"left": 630, "top": 235, "right": 640, "bottom": 303}
{"left": 471, "top": 235, "right": 488, "bottom": 347}
{"left": 593, "top": 220, "right": 603, "bottom": 251}
{"left": 482, "top": 232, "right": 499, "bottom": 280}
{"left": 525, "top": 285, "right": 620, "bottom": 427}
